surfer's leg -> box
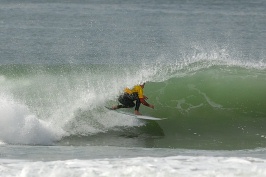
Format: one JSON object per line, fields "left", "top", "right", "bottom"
{"left": 113, "top": 94, "right": 135, "bottom": 109}
{"left": 135, "top": 99, "right": 141, "bottom": 111}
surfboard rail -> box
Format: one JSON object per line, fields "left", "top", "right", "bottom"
{"left": 105, "top": 106, "right": 166, "bottom": 120}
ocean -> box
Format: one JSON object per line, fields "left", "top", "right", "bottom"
{"left": 0, "top": 0, "right": 266, "bottom": 176}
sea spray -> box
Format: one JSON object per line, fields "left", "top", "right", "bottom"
{"left": 0, "top": 94, "right": 64, "bottom": 145}
{"left": 0, "top": 65, "right": 148, "bottom": 144}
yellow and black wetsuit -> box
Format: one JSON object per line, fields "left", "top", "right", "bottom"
{"left": 117, "top": 85, "right": 147, "bottom": 111}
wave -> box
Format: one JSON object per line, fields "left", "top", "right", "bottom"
{"left": 0, "top": 58, "right": 265, "bottom": 149}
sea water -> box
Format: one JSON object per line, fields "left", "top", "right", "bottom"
{"left": 0, "top": 0, "right": 266, "bottom": 176}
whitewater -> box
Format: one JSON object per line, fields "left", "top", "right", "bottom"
{"left": 1, "top": 0, "right": 266, "bottom": 176}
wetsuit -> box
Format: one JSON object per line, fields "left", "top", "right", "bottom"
{"left": 117, "top": 85, "right": 149, "bottom": 111}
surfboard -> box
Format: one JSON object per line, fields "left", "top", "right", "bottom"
{"left": 105, "top": 107, "right": 166, "bottom": 121}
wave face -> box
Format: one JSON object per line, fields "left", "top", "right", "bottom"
{"left": 0, "top": 60, "right": 265, "bottom": 149}
{"left": 146, "top": 66, "right": 266, "bottom": 149}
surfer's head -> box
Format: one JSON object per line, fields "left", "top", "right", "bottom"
{"left": 140, "top": 82, "right": 145, "bottom": 88}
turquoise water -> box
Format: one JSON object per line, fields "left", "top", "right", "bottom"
{"left": 0, "top": 0, "right": 266, "bottom": 176}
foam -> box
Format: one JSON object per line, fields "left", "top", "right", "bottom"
{"left": 1, "top": 156, "right": 266, "bottom": 177}
{"left": 0, "top": 94, "right": 64, "bottom": 145}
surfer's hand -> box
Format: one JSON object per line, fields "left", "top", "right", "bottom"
{"left": 149, "top": 104, "right": 154, "bottom": 109}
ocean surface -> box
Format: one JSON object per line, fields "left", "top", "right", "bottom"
{"left": 0, "top": 0, "right": 266, "bottom": 176}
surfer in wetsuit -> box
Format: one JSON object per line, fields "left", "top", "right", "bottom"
{"left": 112, "top": 83, "right": 154, "bottom": 115}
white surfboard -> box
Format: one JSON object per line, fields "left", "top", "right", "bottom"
{"left": 105, "top": 107, "right": 166, "bottom": 121}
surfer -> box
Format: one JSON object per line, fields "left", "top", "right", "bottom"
{"left": 112, "top": 83, "right": 154, "bottom": 115}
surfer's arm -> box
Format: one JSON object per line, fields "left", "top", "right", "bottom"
{"left": 140, "top": 98, "right": 154, "bottom": 109}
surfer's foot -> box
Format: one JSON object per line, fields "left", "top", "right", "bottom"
{"left": 112, "top": 106, "right": 118, "bottom": 110}
{"left": 134, "top": 110, "right": 142, "bottom": 115}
